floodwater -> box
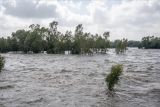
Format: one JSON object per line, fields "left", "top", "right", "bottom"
{"left": 0, "top": 48, "right": 160, "bottom": 107}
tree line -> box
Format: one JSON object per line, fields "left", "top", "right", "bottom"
{"left": 138, "top": 36, "right": 160, "bottom": 49}
{"left": 111, "top": 37, "right": 160, "bottom": 49}
{"left": 0, "top": 21, "right": 159, "bottom": 54}
{"left": 0, "top": 21, "right": 110, "bottom": 54}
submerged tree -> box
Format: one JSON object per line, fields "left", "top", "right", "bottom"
{"left": 115, "top": 38, "right": 128, "bottom": 54}
{"left": 0, "top": 55, "right": 5, "bottom": 72}
{"left": 46, "top": 21, "right": 60, "bottom": 54}
{"left": 105, "top": 64, "right": 123, "bottom": 91}
{"left": 128, "top": 40, "right": 141, "bottom": 47}
{"left": 0, "top": 21, "right": 111, "bottom": 54}
{"left": 72, "top": 24, "right": 83, "bottom": 54}
{"left": 0, "top": 38, "right": 8, "bottom": 53}
{"left": 141, "top": 36, "right": 160, "bottom": 49}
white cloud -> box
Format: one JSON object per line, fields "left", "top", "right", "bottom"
{"left": 0, "top": 0, "right": 160, "bottom": 40}
{"left": 2, "top": 0, "right": 58, "bottom": 18}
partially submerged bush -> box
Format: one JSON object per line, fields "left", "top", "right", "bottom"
{"left": 115, "top": 38, "right": 128, "bottom": 54}
{"left": 105, "top": 64, "right": 123, "bottom": 91}
{"left": 0, "top": 55, "right": 5, "bottom": 72}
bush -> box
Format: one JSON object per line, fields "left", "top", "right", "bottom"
{"left": 0, "top": 55, "right": 5, "bottom": 72}
{"left": 105, "top": 64, "right": 123, "bottom": 91}
{"left": 115, "top": 39, "right": 127, "bottom": 54}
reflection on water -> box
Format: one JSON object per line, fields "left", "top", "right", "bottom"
{"left": 0, "top": 48, "right": 160, "bottom": 107}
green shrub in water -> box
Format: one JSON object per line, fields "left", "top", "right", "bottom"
{"left": 0, "top": 55, "right": 5, "bottom": 72}
{"left": 115, "top": 39, "right": 127, "bottom": 54}
{"left": 105, "top": 64, "right": 123, "bottom": 91}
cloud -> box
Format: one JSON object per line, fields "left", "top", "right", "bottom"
{"left": 86, "top": 0, "right": 160, "bottom": 40}
{"left": 0, "top": 0, "right": 160, "bottom": 40}
{"left": 2, "top": 0, "right": 58, "bottom": 18}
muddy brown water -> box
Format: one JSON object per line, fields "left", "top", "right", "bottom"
{"left": 0, "top": 48, "right": 160, "bottom": 107}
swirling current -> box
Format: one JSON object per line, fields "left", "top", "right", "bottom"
{"left": 0, "top": 48, "right": 160, "bottom": 107}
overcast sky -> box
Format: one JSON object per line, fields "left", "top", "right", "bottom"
{"left": 0, "top": 0, "right": 160, "bottom": 40}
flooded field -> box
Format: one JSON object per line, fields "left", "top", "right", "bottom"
{"left": 0, "top": 48, "right": 160, "bottom": 107}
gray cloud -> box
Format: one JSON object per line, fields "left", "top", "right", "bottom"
{"left": 0, "top": 0, "right": 160, "bottom": 40}
{"left": 2, "top": 0, "right": 58, "bottom": 18}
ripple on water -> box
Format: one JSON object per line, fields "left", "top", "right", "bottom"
{"left": 0, "top": 49, "right": 160, "bottom": 107}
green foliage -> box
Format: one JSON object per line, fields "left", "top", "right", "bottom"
{"left": 0, "top": 38, "right": 8, "bottom": 53}
{"left": 115, "top": 38, "right": 128, "bottom": 54}
{"left": 12, "top": 30, "right": 27, "bottom": 52}
{"left": 0, "top": 21, "right": 160, "bottom": 53}
{"left": 0, "top": 21, "right": 110, "bottom": 54}
{"left": 105, "top": 64, "right": 123, "bottom": 91}
{"left": 141, "top": 36, "right": 160, "bottom": 49}
{"left": 0, "top": 55, "right": 5, "bottom": 72}
{"left": 128, "top": 40, "right": 141, "bottom": 47}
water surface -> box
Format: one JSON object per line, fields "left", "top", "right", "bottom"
{"left": 0, "top": 48, "right": 160, "bottom": 107}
